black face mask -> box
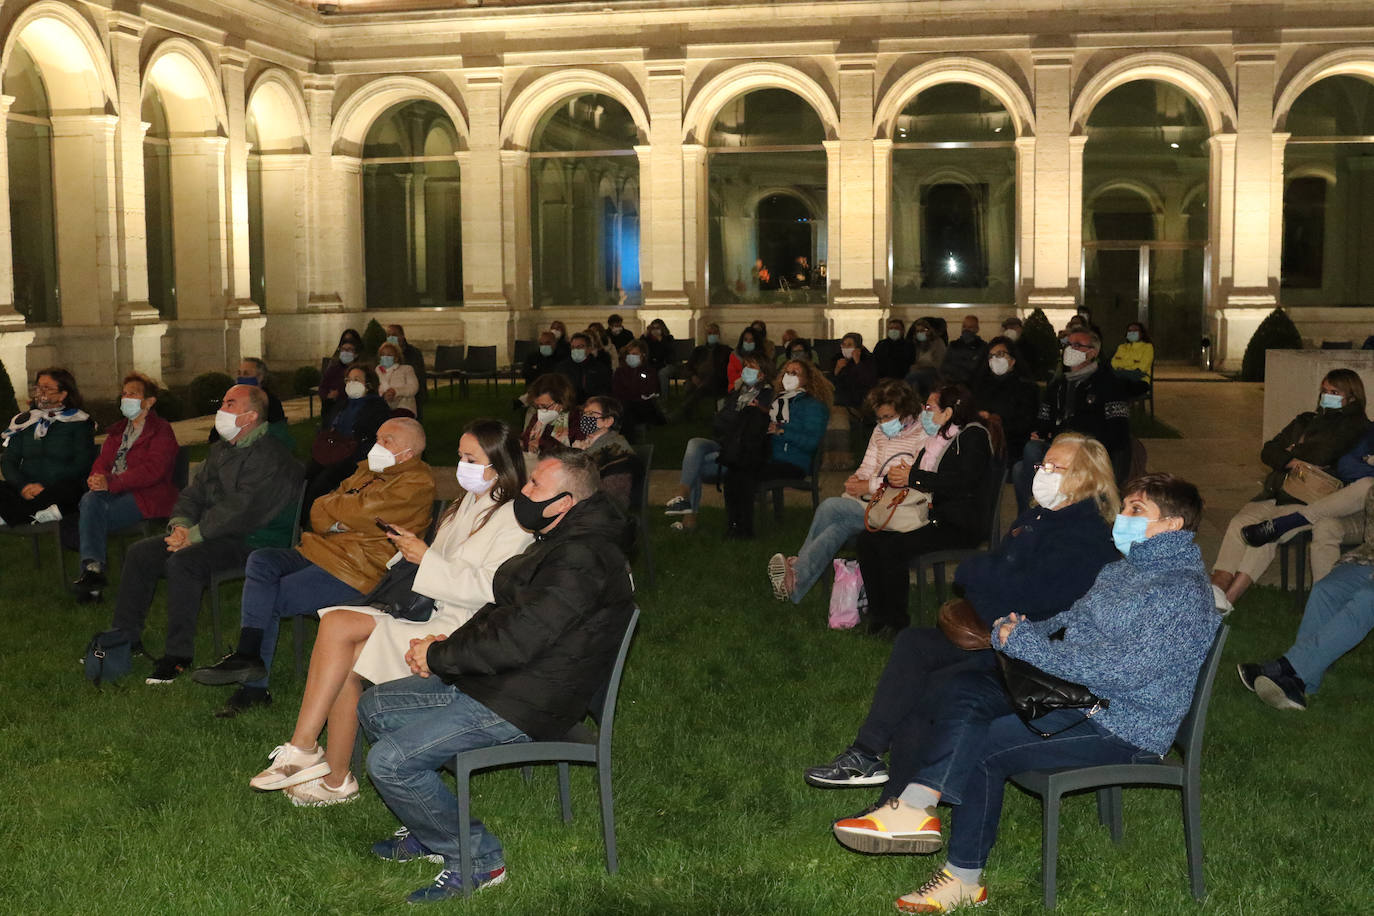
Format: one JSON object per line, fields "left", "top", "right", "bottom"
{"left": 513, "top": 490, "right": 571, "bottom": 532}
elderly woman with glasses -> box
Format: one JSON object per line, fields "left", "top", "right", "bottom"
{"left": 0, "top": 367, "right": 97, "bottom": 527}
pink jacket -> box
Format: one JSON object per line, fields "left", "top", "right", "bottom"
{"left": 854, "top": 418, "right": 928, "bottom": 494}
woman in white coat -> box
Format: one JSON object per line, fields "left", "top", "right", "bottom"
{"left": 249, "top": 418, "right": 532, "bottom": 806}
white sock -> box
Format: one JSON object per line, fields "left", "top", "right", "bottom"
{"left": 1211, "top": 584, "right": 1233, "bottom": 614}
{"left": 945, "top": 862, "right": 983, "bottom": 886}
{"left": 899, "top": 784, "right": 940, "bottom": 811}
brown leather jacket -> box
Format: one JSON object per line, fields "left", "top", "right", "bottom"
{"left": 297, "top": 457, "right": 435, "bottom": 593}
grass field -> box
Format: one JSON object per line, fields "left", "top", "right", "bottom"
{"left": 0, "top": 384, "right": 1363, "bottom": 914}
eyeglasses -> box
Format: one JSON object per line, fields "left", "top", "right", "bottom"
{"left": 582, "top": 411, "right": 605, "bottom": 420}
{"left": 1066, "top": 341, "right": 1094, "bottom": 351}
{"left": 1034, "top": 462, "right": 1071, "bottom": 474}
{"left": 32, "top": 386, "right": 60, "bottom": 395}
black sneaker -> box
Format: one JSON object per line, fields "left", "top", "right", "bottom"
{"left": 1237, "top": 661, "right": 1281, "bottom": 692}
{"left": 1255, "top": 673, "right": 1308, "bottom": 711}
{"left": 145, "top": 655, "right": 193, "bottom": 685}
{"left": 663, "top": 496, "right": 692, "bottom": 516}
{"left": 1241, "top": 520, "right": 1279, "bottom": 547}
{"left": 215, "top": 686, "right": 273, "bottom": 719}
{"left": 69, "top": 566, "right": 108, "bottom": 601}
{"left": 191, "top": 652, "right": 268, "bottom": 686}
{"left": 804, "top": 746, "right": 889, "bottom": 788}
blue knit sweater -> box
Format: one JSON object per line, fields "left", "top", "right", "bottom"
{"left": 1000, "top": 530, "right": 1219, "bottom": 755}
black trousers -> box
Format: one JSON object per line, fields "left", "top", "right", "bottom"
{"left": 722, "top": 460, "right": 803, "bottom": 536}
{"left": 0, "top": 477, "right": 87, "bottom": 525}
{"left": 856, "top": 522, "right": 980, "bottom": 631}
{"left": 111, "top": 535, "right": 253, "bottom": 660}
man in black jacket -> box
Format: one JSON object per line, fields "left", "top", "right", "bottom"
{"left": 552, "top": 331, "right": 613, "bottom": 402}
{"left": 359, "top": 450, "right": 635, "bottom": 904}
{"left": 677, "top": 322, "right": 732, "bottom": 420}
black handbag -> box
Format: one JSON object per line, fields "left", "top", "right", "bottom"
{"left": 996, "top": 652, "right": 1108, "bottom": 737}
{"left": 361, "top": 560, "right": 437, "bottom": 623}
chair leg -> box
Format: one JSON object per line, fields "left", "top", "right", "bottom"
{"left": 598, "top": 758, "right": 618, "bottom": 874}
{"left": 557, "top": 762, "right": 573, "bottom": 824}
{"left": 772, "top": 488, "right": 784, "bottom": 522}
{"left": 1182, "top": 783, "right": 1206, "bottom": 899}
{"left": 30, "top": 534, "right": 41, "bottom": 566}
{"left": 521, "top": 765, "right": 533, "bottom": 784}
{"left": 293, "top": 616, "right": 306, "bottom": 678}
{"left": 53, "top": 527, "right": 68, "bottom": 580}
{"left": 210, "top": 583, "right": 223, "bottom": 654}
{"left": 933, "top": 562, "right": 948, "bottom": 604}
{"left": 639, "top": 515, "right": 655, "bottom": 589}
{"left": 1042, "top": 791, "right": 1061, "bottom": 909}
{"left": 456, "top": 765, "right": 475, "bottom": 898}
{"left": 1295, "top": 538, "right": 1309, "bottom": 613}
{"left": 1097, "top": 786, "right": 1123, "bottom": 842}
{"left": 350, "top": 732, "right": 365, "bottom": 779}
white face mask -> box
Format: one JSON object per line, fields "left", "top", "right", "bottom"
{"left": 841, "top": 347, "right": 855, "bottom": 360}
{"left": 1031, "top": 469, "right": 1067, "bottom": 509}
{"left": 214, "top": 409, "right": 243, "bottom": 441}
{"left": 1063, "top": 347, "right": 1089, "bottom": 369}
{"left": 989, "top": 356, "right": 1011, "bottom": 377}
{"left": 345, "top": 380, "right": 366, "bottom": 399}
{"left": 456, "top": 461, "right": 494, "bottom": 495}
{"left": 537, "top": 407, "right": 560, "bottom": 426}
{"left": 1004, "top": 328, "right": 1020, "bottom": 341}
{"left": 782, "top": 374, "right": 802, "bottom": 392}
{"left": 367, "top": 442, "right": 399, "bottom": 472}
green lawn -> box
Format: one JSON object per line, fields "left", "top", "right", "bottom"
{"left": 3, "top": 385, "right": 1366, "bottom": 913}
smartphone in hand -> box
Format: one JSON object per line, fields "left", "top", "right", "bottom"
{"left": 374, "top": 517, "right": 400, "bottom": 536}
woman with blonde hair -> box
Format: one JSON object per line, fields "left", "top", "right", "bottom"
{"left": 804, "top": 430, "right": 1121, "bottom": 789}
{"left": 375, "top": 341, "right": 419, "bottom": 416}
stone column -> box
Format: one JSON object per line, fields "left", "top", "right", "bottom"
{"left": 872, "top": 138, "right": 892, "bottom": 307}
{"left": 1229, "top": 49, "right": 1279, "bottom": 306}
{"left": 1014, "top": 136, "right": 1036, "bottom": 310}
{"left": 48, "top": 114, "right": 120, "bottom": 327}
{"left": 460, "top": 68, "right": 509, "bottom": 313}
{"left": 833, "top": 55, "right": 878, "bottom": 309}
{"left": 106, "top": 11, "right": 155, "bottom": 320}
{"left": 166, "top": 136, "right": 230, "bottom": 320}
{"left": 0, "top": 94, "right": 34, "bottom": 390}
{"left": 683, "top": 143, "right": 707, "bottom": 309}
{"left": 1026, "top": 53, "right": 1076, "bottom": 311}
{"left": 644, "top": 63, "right": 688, "bottom": 309}
{"left": 499, "top": 149, "right": 531, "bottom": 313}
{"left": 304, "top": 74, "right": 346, "bottom": 311}
{"left": 220, "top": 47, "right": 255, "bottom": 311}
{"left": 258, "top": 154, "right": 310, "bottom": 312}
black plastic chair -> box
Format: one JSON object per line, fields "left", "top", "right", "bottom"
{"left": 451, "top": 607, "right": 641, "bottom": 896}
{"left": 668, "top": 338, "right": 695, "bottom": 389}
{"left": 458, "top": 345, "right": 499, "bottom": 397}
{"left": 308, "top": 356, "right": 331, "bottom": 418}
{"left": 911, "top": 457, "right": 1006, "bottom": 609}
{"left": 0, "top": 519, "right": 67, "bottom": 578}
{"left": 1277, "top": 527, "right": 1364, "bottom": 613}
{"left": 1009, "top": 624, "right": 1229, "bottom": 908}
{"left": 629, "top": 444, "right": 654, "bottom": 589}
{"left": 509, "top": 339, "right": 534, "bottom": 383}
{"left": 110, "top": 446, "right": 193, "bottom": 554}
{"left": 757, "top": 445, "right": 823, "bottom": 522}
{"left": 432, "top": 344, "right": 466, "bottom": 396}
{"left": 812, "top": 338, "right": 842, "bottom": 367}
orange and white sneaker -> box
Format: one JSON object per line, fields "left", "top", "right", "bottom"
{"left": 833, "top": 797, "right": 943, "bottom": 854}
{"left": 895, "top": 868, "right": 987, "bottom": 912}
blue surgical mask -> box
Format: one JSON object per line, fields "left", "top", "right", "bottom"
{"left": 339, "top": 350, "right": 356, "bottom": 365}
{"left": 741, "top": 367, "right": 760, "bottom": 386}
{"left": 1126, "top": 331, "right": 1140, "bottom": 343}
{"left": 570, "top": 348, "right": 587, "bottom": 363}
{"left": 120, "top": 397, "right": 143, "bottom": 420}
{"left": 916, "top": 332, "right": 928, "bottom": 343}
{"left": 539, "top": 344, "right": 553, "bottom": 357}
{"left": 879, "top": 417, "right": 903, "bottom": 438}
{"left": 386, "top": 335, "right": 400, "bottom": 345}
{"left": 919, "top": 409, "right": 940, "bottom": 437}
{"left": 741, "top": 341, "right": 756, "bottom": 353}
{"left": 1320, "top": 392, "right": 1344, "bottom": 410}
{"left": 1112, "top": 513, "right": 1151, "bottom": 556}
{"left": 379, "top": 355, "right": 396, "bottom": 369}
{"left": 888, "top": 329, "right": 902, "bottom": 341}
{"left": 626, "top": 354, "right": 642, "bottom": 369}
{"left": 707, "top": 334, "right": 720, "bottom": 346}
{"left": 235, "top": 376, "right": 259, "bottom": 387}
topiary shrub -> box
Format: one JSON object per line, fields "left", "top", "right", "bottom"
{"left": 186, "top": 371, "right": 235, "bottom": 417}
{"left": 292, "top": 364, "right": 322, "bottom": 398}
{"left": 1240, "top": 307, "right": 1303, "bottom": 382}
{"left": 155, "top": 386, "right": 188, "bottom": 422}
{"left": 362, "top": 318, "right": 388, "bottom": 357}
{"left": 1020, "top": 308, "right": 1061, "bottom": 381}
{"left": 0, "top": 357, "right": 18, "bottom": 419}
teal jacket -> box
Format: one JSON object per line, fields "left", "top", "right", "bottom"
{"left": 1, "top": 410, "right": 97, "bottom": 489}
{"left": 771, "top": 392, "right": 827, "bottom": 473}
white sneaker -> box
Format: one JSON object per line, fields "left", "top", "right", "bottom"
{"left": 249, "top": 743, "right": 330, "bottom": 791}
{"left": 767, "top": 553, "right": 789, "bottom": 601}
{"left": 31, "top": 505, "right": 62, "bottom": 524}
{"left": 285, "top": 772, "right": 360, "bottom": 807}
{"left": 1212, "top": 584, "right": 1234, "bottom": 615}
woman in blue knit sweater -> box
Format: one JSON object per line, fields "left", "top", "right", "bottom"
{"left": 834, "top": 473, "right": 1219, "bottom": 912}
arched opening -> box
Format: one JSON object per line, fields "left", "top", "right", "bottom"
{"left": 3, "top": 43, "right": 58, "bottom": 324}
{"left": 141, "top": 84, "right": 175, "bottom": 316}
{"left": 707, "top": 88, "right": 827, "bottom": 304}
{"left": 529, "top": 92, "right": 640, "bottom": 307}
{"left": 361, "top": 99, "right": 462, "bottom": 309}
{"left": 246, "top": 78, "right": 308, "bottom": 312}
{"left": 1082, "top": 79, "right": 1210, "bottom": 360}
{"left": 891, "top": 82, "right": 1016, "bottom": 304}
{"left": 1281, "top": 75, "right": 1374, "bottom": 305}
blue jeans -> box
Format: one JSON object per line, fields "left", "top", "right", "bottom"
{"left": 901, "top": 666, "right": 1018, "bottom": 805}
{"left": 791, "top": 496, "right": 866, "bottom": 603}
{"left": 360, "top": 675, "right": 530, "bottom": 872}
{"left": 679, "top": 437, "right": 721, "bottom": 511}
{"left": 77, "top": 490, "right": 145, "bottom": 566}
{"left": 1285, "top": 563, "right": 1374, "bottom": 693}
{"left": 239, "top": 547, "right": 364, "bottom": 688}
{"left": 946, "top": 711, "right": 1149, "bottom": 870}
{"left": 1011, "top": 439, "right": 1050, "bottom": 516}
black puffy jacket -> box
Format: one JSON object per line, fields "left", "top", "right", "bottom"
{"left": 426, "top": 491, "right": 636, "bottom": 739}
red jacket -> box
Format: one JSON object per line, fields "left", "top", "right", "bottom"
{"left": 90, "top": 412, "right": 180, "bottom": 519}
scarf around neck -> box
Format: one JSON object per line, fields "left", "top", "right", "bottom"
{"left": 3, "top": 406, "right": 90, "bottom": 445}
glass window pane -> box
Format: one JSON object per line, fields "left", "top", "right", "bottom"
{"left": 141, "top": 86, "right": 176, "bottom": 317}
{"left": 363, "top": 100, "right": 457, "bottom": 158}
{"left": 532, "top": 94, "right": 638, "bottom": 152}
{"left": 247, "top": 156, "right": 265, "bottom": 308}
{"left": 1286, "top": 75, "right": 1374, "bottom": 137}
{"left": 894, "top": 83, "right": 1012, "bottom": 143}
{"left": 6, "top": 120, "right": 59, "bottom": 324}
{"left": 709, "top": 88, "right": 825, "bottom": 147}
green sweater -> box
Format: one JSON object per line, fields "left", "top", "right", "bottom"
{"left": 1, "top": 412, "right": 97, "bottom": 488}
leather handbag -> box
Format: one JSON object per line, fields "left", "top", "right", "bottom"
{"left": 937, "top": 598, "right": 991, "bottom": 650}
{"left": 361, "top": 560, "right": 437, "bottom": 623}
{"left": 1282, "top": 459, "right": 1342, "bottom": 505}
{"left": 311, "top": 427, "right": 358, "bottom": 466}
{"left": 996, "top": 652, "right": 1108, "bottom": 737}
{"left": 863, "top": 484, "right": 930, "bottom": 532}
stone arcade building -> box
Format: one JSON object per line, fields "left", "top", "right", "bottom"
{"left": 1, "top": 0, "right": 1372, "bottom": 392}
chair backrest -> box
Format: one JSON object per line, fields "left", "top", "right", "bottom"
{"left": 629, "top": 443, "right": 653, "bottom": 514}
{"left": 424, "top": 498, "right": 448, "bottom": 542}
{"left": 290, "top": 479, "right": 309, "bottom": 546}
{"left": 1321, "top": 340, "right": 1353, "bottom": 350}
{"left": 1174, "top": 624, "right": 1229, "bottom": 773}
{"left": 979, "top": 456, "right": 1006, "bottom": 548}
{"left": 812, "top": 338, "right": 841, "bottom": 365}
{"left": 434, "top": 344, "right": 465, "bottom": 372}
{"left": 319, "top": 356, "right": 331, "bottom": 373}
{"left": 464, "top": 345, "right": 497, "bottom": 372}
{"left": 512, "top": 339, "right": 534, "bottom": 364}
{"left": 592, "top": 608, "right": 640, "bottom": 757}
{"left": 172, "top": 446, "right": 192, "bottom": 490}
{"left": 670, "top": 338, "right": 695, "bottom": 363}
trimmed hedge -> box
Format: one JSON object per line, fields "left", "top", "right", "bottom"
{"left": 0, "top": 357, "right": 18, "bottom": 419}
{"left": 362, "top": 318, "right": 388, "bottom": 357}
{"left": 1020, "top": 308, "right": 1062, "bottom": 381}
{"left": 1240, "top": 307, "right": 1303, "bottom": 382}
{"left": 186, "top": 372, "right": 236, "bottom": 418}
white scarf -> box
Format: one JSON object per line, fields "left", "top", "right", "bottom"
{"left": 3, "top": 406, "right": 90, "bottom": 445}
{"left": 769, "top": 388, "right": 803, "bottom": 425}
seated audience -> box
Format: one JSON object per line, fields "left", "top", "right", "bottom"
{"left": 1211, "top": 370, "right": 1368, "bottom": 610}
{"left": 547, "top": 320, "right": 571, "bottom": 360}
{"left": 71, "top": 372, "right": 179, "bottom": 602}
{"left": 521, "top": 331, "right": 562, "bottom": 387}
{"left": 999, "top": 316, "right": 1023, "bottom": 343}
{"left": 904, "top": 319, "right": 946, "bottom": 397}
{"left": 940, "top": 315, "right": 987, "bottom": 386}
{"left": 520, "top": 373, "right": 577, "bottom": 458}
{"left": 1239, "top": 483, "right": 1374, "bottom": 711}
{"left": 972, "top": 336, "right": 1040, "bottom": 467}
{"left": 243, "top": 420, "right": 529, "bottom": 805}
{"left": 584, "top": 323, "right": 618, "bottom": 370}
{"left": 191, "top": 418, "right": 434, "bottom": 717}
{"left": 1110, "top": 320, "right": 1155, "bottom": 385}
{"left": 727, "top": 326, "right": 769, "bottom": 388}
{"left": 108, "top": 385, "right": 302, "bottom": 684}
{"left": 607, "top": 313, "right": 634, "bottom": 351}
{"left": 357, "top": 451, "right": 634, "bottom": 903}
{"left": 804, "top": 432, "right": 1119, "bottom": 786}
{"left": 227, "top": 357, "right": 287, "bottom": 426}
{"left": 873, "top": 318, "right": 914, "bottom": 381}
{"left": 385, "top": 324, "right": 427, "bottom": 417}
{"left": 832, "top": 473, "right": 1216, "bottom": 914}
{"left": 553, "top": 332, "right": 612, "bottom": 403}
{"left": 768, "top": 379, "right": 927, "bottom": 603}
{"left": 318, "top": 329, "right": 363, "bottom": 421}
{"left": 305, "top": 365, "right": 391, "bottom": 511}
{"left": 612, "top": 340, "right": 664, "bottom": 435}
{"left": 664, "top": 353, "right": 774, "bottom": 532}
{"left": 857, "top": 384, "right": 993, "bottom": 636}
{"left": 832, "top": 333, "right": 878, "bottom": 409}
{"left": 1012, "top": 328, "right": 1130, "bottom": 513}
{"left": 0, "top": 367, "right": 96, "bottom": 526}
{"left": 721, "top": 359, "right": 831, "bottom": 539}
{"left": 678, "top": 323, "right": 732, "bottom": 420}
{"left": 573, "top": 395, "right": 638, "bottom": 507}
{"left": 376, "top": 341, "right": 419, "bottom": 416}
